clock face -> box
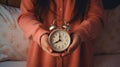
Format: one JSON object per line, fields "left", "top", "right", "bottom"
{"left": 48, "top": 29, "right": 71, "bottom": 52}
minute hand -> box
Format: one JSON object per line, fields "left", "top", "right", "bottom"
{"left": 59, "top": 32, "right": 62, "bottom": 41}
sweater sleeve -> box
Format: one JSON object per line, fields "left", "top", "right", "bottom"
{"left": 17, "top": 0, "right": 49, "bottom": 45}
{"left": 73, "top": 0, "right": 104, "bottom": 42}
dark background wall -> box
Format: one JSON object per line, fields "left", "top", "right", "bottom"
{"left": 103, "top": 0, "right": 120, "bottom": 9}
{"left": 0, "top": 0, "right": 120, "bottom": 9}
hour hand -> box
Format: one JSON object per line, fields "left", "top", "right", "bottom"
{"left": 54, "top": 37, "right": 61, "bottom": 44}
{"left": 54, "top": 40, "right": 59, "bottom": 44}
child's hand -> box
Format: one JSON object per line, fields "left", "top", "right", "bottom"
{"left": 40, "top": 33, "right": 81, "bottom": 57}
{"left": 40, "top": 34, "right": 61, "bottom": 56}
{"left": 61, "top": 33, "right": 81, "bottom": 56}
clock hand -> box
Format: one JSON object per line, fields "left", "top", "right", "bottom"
{"left": 53, "top": 32, "right": 63, "bottom": 44}
{"left": 59, "top": 32, "right": 62, "bottom": 41}
{"left": 54, "top": 40, "right": 60, "bottom": 44}
{"left": 54, "top": 37, "right": 61, "bottom": 44}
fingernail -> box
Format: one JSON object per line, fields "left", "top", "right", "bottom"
{"left": 49, "top": 49, "right": 52, "bottom": 52}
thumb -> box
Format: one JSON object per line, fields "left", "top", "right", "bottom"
{"left": 41, "top": 41, "right": 53, "bottom": 53}
{"left": 68, "top": 34, "right": 79, "bottom": 53}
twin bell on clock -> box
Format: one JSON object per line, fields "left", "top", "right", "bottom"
{"left": 49, "top": 19, "right": 70, "bottom": 31}
{"left": 48, "top": 19, "right": 71, "bottom": 52}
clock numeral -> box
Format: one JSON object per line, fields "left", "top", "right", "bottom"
{"left": 52, "top": 35, "right": 55, "bottom": 38}
{"left": 64, "top": 43, "right": 66, "bottom": 45}
{"left": 65, "top": 35, "right": 67, "bottom": 38}
{"left": 66, "top": 39, "right": 68, "bottom": 42}
{"left": 62, "top": 45, "right": 65, "bottom": 48}
{"left": 55, "top": 45, "right": 58, "bottom": 48}
{"left": 60, "top": 46, "right": 62, "bottom": 49}
{"left": 61, "top": 33, "right": 64, "bottom": 36}
{"left": 60, "top": 32, "right": 64, "bottom": 36}
{"left": 58, "top": 46, "right": 60, "bottom": 49}
{"left": 55, "top": 32, "right": 59, "bottom": 36}
{"left": 52, "top": 38, "right": 56, "bottom": 43}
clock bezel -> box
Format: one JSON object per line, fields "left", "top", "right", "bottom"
{"left": 48, "top": 29, "right": 71, "bottom": 52}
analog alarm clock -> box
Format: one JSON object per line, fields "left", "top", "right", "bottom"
{"left": 48, "top": 19, "right": 71, "bottom": 52}
{"left": 48, "top": 29, "right": 71, "bottom": 52}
